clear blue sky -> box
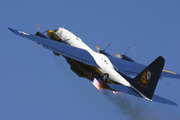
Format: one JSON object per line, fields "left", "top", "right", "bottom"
{"left": 1, "top": 1, "right": 180, "bottom": 120}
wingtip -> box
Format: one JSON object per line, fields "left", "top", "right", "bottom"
{"left": 8, "top": 27, "right": 12, "bottom": 30}
{"left": 8, "top": 27, "right": 17, "bottom": 35}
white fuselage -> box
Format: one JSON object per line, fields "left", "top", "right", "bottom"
{"left": 54, "top": 28, "right": 130, "bottom": 87}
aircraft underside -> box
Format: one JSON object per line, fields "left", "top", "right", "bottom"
{"left": 65, "top": 57, "right": 116, "bottom": 90}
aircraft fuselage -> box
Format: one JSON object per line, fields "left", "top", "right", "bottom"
{"left": 53, "top": 28, "right": 130, "bottom": 87}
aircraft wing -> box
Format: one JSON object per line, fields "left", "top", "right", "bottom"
{"left": 8, "top": 28, "right": 98, "bottom": 67}
{"left": 107, "top": 55, "right": 180, "bottom": 79}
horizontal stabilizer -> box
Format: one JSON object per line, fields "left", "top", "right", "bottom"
{"left": 152, "top": 94, "right": 177, "bottom": 106}
{"left": 107, "top": 83, "right": 177, "bottom": 106}
{"left": 161, "top": 70, "right": 180, "bottom": 79}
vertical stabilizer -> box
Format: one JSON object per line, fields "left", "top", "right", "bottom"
{"left": 129, "top": 56, "right": 165, "bottom": 100}
{"left": 108, "top": 56, "right": 177, "bottom": 105}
